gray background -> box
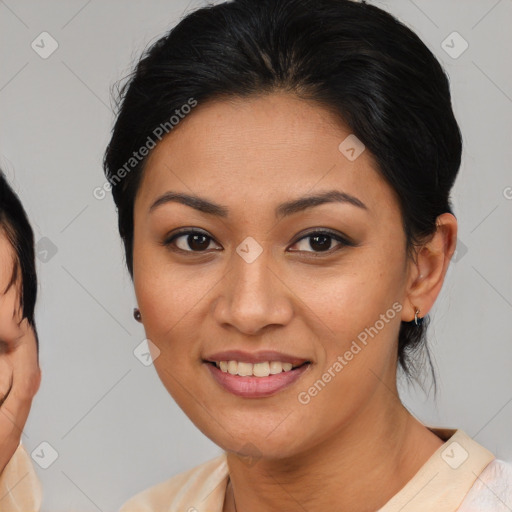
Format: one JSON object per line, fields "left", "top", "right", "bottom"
{"left": 0, "top": 0, "right": 511, "bottom": 510}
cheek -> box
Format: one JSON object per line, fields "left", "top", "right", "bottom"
{"left": 136, "top": 266, "right": 211, "bottom": 329}
{"left": 287, "top": 248, "right": 403, "bottom": 336}
{"left": 133, "top": 256, "right": 218, "bottom": 375}
{"left": 134, "top": 268, "right": 204, "bottom": 405}
{"left": 284, "top": 249, "right": 405, "bottom": 394}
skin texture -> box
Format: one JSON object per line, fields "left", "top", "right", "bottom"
{"left": 132, "top": 92, "right": 457, "bottom": 511}
{"left": 0, "top": 230, "right": 41, "bottom": 474}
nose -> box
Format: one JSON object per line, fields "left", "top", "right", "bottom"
{"left": 212, "top": 246, "right": 294, "bottom": 336}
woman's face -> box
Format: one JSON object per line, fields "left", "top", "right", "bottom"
{"left": 132, "top": 92, "right": 416, "bottom": 458}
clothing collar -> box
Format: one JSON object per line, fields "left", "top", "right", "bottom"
{"left": 377, "top": 427, "right": 495, "bottom": 512}
{"left": 187, "top": 428, "right": 495, "bottom": 511}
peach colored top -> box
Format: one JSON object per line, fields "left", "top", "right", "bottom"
{"left": 2, "top": 428, "right": 511, "bottom": 511}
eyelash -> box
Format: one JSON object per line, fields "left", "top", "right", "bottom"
{"left": 162, "top": 228, "right": 354, "bottom": 256}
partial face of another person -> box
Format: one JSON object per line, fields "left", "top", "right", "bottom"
{"left": 0, "top": 232, "right": 24, "bottom": 353}
{"left": 0, "top": 227, "right": 41, "bottom": 476}
{"left": 132, "top": 93, "right": 417, "bottom": 458}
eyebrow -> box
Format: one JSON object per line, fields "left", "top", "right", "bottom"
{"left": 149, "top": 190, "right": 368, "bottom": 218}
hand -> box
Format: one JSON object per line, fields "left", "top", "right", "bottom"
{"left": 0, "top": 318, "right": 41, "bottom": 474}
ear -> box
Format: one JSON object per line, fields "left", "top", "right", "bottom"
{"left": 403, "top": 212, "right": 458, "bottom": 322}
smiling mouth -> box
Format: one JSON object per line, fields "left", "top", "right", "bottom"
{"left": 204, "top": 358, "right": 312, "bottom": 398}
{"left": 204, "top": 360, "right": 310, "bottom": 377}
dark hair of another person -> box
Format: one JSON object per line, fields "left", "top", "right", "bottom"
{"left": 103, "top": 0, "right": 462, "bottom": 391}
{"left": 0, "top": 168, "right": 39, "bottom": 354}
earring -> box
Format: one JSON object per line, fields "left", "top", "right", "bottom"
{"left": 414, "top": 307, "right": 423, "bottom": 327}
{"left": 133, "top": 307, "right": 142, "bottom": 322}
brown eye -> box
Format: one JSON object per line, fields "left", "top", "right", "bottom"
{"left": 289, "top": 230, "right": 353, "bottom": 254}
{"left": 163, "top": 230, "right": 221, "bottom": 253}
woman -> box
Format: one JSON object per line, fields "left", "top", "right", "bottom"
{"left": 0, "top": 168, "right": 42, "bottom": 511}
{"left": 1, "top": 0, "right": 511, "bottom": 510}
{"left": 103, "top": 0, "right": 511, "bottom": 510}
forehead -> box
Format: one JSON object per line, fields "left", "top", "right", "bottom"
{"left": 135, "top": 93, "right": 396, "bottom": 217}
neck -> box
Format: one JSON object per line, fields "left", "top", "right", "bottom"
{"left": 224, "top": 385, "right": 444, "bottom": 512}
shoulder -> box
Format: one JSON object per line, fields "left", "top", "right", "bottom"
{"left": 119, "top": 452, "right": 229, "bottom": 512}
{"left": 457, "top": 458, "right": 512, "bottom": 511}
{"left": 0, "top": 441, "right": 43, "bottom": 511}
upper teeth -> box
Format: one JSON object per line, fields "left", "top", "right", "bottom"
{"left": 215, "top": 360, "right": 296, "bottom": 377}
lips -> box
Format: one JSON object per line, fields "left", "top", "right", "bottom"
{"left": 205, "top": 360, "right": 311, "bottom": 397}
